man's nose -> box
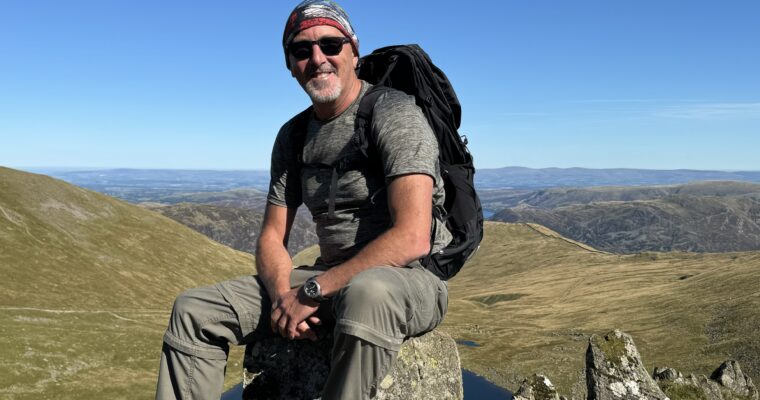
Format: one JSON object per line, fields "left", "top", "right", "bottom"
{"left": 309, "top": 43, "right": 328, "bottom": 64}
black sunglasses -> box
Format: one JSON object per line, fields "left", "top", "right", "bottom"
{"left": 288, "top": 37, "right": 351, "bottom": 60}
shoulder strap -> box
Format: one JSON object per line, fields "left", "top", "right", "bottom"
{"left": 353, "top": 85, "right": 394, "bottom": 160}
{"left": 290, "top": 106, "right": 314, "bottom": 166}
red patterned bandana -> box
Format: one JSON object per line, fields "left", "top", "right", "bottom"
{"left": 282, "top": 0, "right": 359, "bottom": 68}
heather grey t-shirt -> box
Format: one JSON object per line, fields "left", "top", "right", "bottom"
{"left": 267, "top": 81, "right": 452, "bottom": 266}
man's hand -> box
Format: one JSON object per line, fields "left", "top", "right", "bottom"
{"left": 270, "top": 287, "right": 321, "bottom": 340}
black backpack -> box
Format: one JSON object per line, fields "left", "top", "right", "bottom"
{"left": 293, "top": 44, "right": 483, "bottom": 280}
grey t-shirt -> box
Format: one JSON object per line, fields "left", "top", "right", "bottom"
{"left": 267, "top": 81, "right": 452, "bottom": 266}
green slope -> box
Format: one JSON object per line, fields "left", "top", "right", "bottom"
{"left": 3, "top": 166, "right": 759, "bottom": 399}
{"left": 442, "top": 222, "right": 760, "bottom": 397}
{"left": 0, "top": 167, "right": 255, "bottom": 399}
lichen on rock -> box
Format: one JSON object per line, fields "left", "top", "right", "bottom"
{"left": 585, "top": 329, "right": 669, "bottom": 400}
{"left": 513, "top": 374, "right": 561, "bottom": 400}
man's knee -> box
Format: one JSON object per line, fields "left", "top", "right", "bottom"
{"left": 335, "top": 268, "right": 403, "bottom": 310}
{"left": 167, "top": 286, "right": 232, "bottom": 340}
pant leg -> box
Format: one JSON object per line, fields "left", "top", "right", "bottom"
{"left": 324, "top": 263, "right": 448, "bottom": 400}
{"left": 155, "top": 269, "right": 324, "bottom": 400}
{"left": 321, "top": 334, "right": 396, "bottom": 400}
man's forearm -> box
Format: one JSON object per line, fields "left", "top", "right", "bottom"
{"left": 256, "top": 234, "right": 295, "bottom": 303}
{"left": 316, "top": 174, "right": 434, "bottom": 298}
{"left": 317, "top": 224, "right": 430, "bottom": 297}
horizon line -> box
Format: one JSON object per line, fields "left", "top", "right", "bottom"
{"left": 9, "top": 165, "right": 760, "bottom": 173}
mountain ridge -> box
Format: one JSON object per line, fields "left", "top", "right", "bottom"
{"left": 2, "top": 167, "right": 758, "bottom": 399}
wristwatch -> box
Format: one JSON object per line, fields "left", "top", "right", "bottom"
{"left": 302, "top": 277, "right": 327, "bottom": 302}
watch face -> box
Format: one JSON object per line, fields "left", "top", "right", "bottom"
{"left": 304, "top": 280, "right": 319, "bottom": 298}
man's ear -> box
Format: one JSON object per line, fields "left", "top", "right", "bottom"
{"left": 353, "top": 55, "right": 358, "bottom": 69}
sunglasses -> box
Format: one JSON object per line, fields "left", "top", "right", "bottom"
{"left": 288, "top": 37, "right": 351, "bottom": 60}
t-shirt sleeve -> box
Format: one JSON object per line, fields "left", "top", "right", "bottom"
{"left": 267, "top": 120, "right": 303, "bottom": 208}
{"left": 371, "top": 91, "right": 440, "bottom": 183}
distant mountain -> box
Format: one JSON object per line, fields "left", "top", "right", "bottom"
{"left": 481, "top": 180, "right": 760, "bottom": 211}
{"left": 35, "top": 168, "right": 271, "bottom": 203}
{"left": 475, "top": 166, "right": 760, "bottom": 189}
{"left": 491, "top": 182, "right": 760, "bottom": 253}
{"left": 31, "top": 166, "right": 760, "bottom": 195}
{"left": 156, "top": 188, "right": 270, "bottom": 209}
{"left": 0, "top": 167, "right": 255, "bottom": 398}
{"left": 145, "top": 203, "right": 318, "bottom": 256}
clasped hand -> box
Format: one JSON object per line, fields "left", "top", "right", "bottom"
{"left": 270, "top": 286, "right": 321, "bottom": 341}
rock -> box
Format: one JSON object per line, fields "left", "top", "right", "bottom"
{"left": 585, "top": 329, "right": 669, "bottom": 400}
{"left": 652, "top": 367, "right": 683, "bottom": 383}
{"left": 242, "top": 330, "right": 463, "bottom": 400}
{"left": 653, "top": 361, "right": 758, "bottom": 400}
{"left": 711, "top": 360, "right": 759, "bottom": 399}
{"left": 513, "top": 374, "right": 561, "bottom": 400}
{"left": 656, "top": 369, "right": 722, "bottom": 400}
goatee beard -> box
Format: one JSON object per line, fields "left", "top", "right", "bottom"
{"left": 305, "top": 78, "right": 342, "bottom": 104}
{"left": 304, "top": 65, "right": 342, "bottom": 104}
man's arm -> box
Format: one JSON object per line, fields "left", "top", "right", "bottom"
{"left": 257, "top": 204, "right": 321, "bottom": 340}
{"left": 317, "top": 173, "right": 433, "bottom": 295}
{"left": 279, "top": 173, "right": 433, "bottom": 338}
{"left": 255, "top": 204, "right": 297, "bottom": 303}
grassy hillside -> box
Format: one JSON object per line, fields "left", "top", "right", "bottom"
{"left": 442, "top": 222, "right": 760, "bottom": 397}
{"left": 3, "top": 166, "right": 759, "bottom": 399}
{"left": 0, "top": 167, "right": 255, "bottom": 399}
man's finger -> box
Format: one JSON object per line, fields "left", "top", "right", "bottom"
{"left": 307, "top": 315, "right": 321, "bottom": 325}
{"left": 286, "top": 319, "right": 299, "bottom": 340}
{"left": 296, "top": 321, "right": 316, "bottom": 341}
{"left": 278, "top": 315, "right": 289, "bottom": 337}
{"left": 270, "top": 308, "right": 281, "bottom": 333}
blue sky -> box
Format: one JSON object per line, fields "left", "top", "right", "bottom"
{"left": 1, "top": 0, "right": 758, "bottom": 171}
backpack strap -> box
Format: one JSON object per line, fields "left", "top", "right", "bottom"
{"left": 343, "top": 85, "right": 397, "bottom": 214}
{"left": 353, "top": 85, "right": 393, "bottom": 160}
{"left": 290, "top": 106, "right": 314, "bottom": 167}
{"left": 290, "top": 87, "right": 388, "bottom": 220}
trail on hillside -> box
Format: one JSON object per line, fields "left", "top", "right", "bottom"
{"left": 0, "top": 306, "right": 167, "bottom": 322}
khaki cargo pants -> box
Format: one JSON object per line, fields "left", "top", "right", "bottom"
{"left": 155, "top": 262, "right": 448, "bottom": 400}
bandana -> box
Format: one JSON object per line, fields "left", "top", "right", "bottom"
{"left": 282, "top": 0, "right": 359, "bottom": 68}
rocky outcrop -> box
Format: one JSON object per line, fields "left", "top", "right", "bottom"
{"left": 585, "top": 330, "right": 669, "bottom": 399}
{"left": 711, "top": 360, "right": 759, "bottom": 399}
{"left": 241, "top": 330, "right": 462, "bottom": 400}
{"left": 513, "top": 374, "right": 564, "bottom": 400}
{"left": 654, "top": 360, "right": 759, "bottom": 400}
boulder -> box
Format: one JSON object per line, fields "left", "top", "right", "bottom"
{"left": 711, "top": 360, "right": 759, "bottom": 399}
{"left": 513, "top": 374, "right": 561, "bottom": 400}
{"left": 585, "top": 329, "right": 668, "bottom": 400}
{"left": 242, "top": 330, "right": 463, "bottom": 400}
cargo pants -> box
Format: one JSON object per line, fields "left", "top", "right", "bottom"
{"left": 155, "top": 262, "right": 448, "bottom": 400}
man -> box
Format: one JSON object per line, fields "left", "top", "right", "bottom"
{"left": 155, "top": 1, "right": 451, "bottom": 399}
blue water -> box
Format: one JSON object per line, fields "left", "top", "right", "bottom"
{"left": 483, "top": 210, "right": 495, "bottom": 219}
{"left": 222, "top": 369, "right": 512, "bottom": 399}
{"left": 462, "top": 369, "right": 513, "bottom": 399}
{"left": 221, "top": 384, "right": 243, "bottom": 400}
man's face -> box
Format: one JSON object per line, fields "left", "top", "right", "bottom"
{"left": 288, "top": 25, "right": 358, "bottom": 104}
